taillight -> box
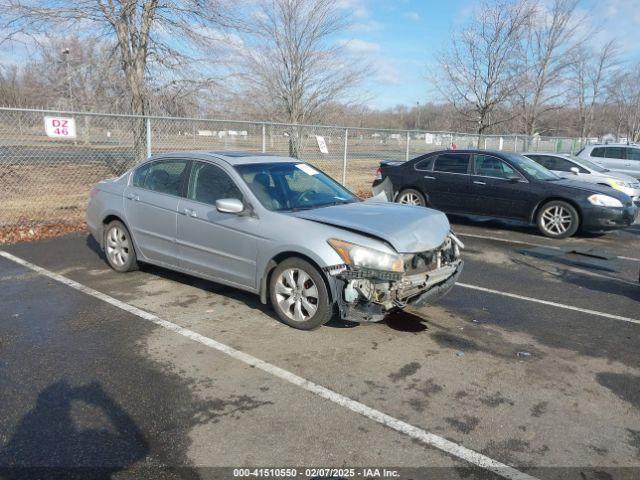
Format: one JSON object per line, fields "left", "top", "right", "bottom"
{"left": 89, "top": 187, "right": 99, "bottom": 200}
{"left": 375, "top": 167, "right": 382, "bottom": 180}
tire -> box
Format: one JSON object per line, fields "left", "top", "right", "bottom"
{"left": 269, "top": 257, "right": 334, "bottom": 330}
{"left": 103, "top": 220, "right": 139, "bottom": 272}
{"left": 397, "top": 188, "right": 426, "bottom": 207}
{"left": 536, "top": 200, "right": 580, "bottom": 239}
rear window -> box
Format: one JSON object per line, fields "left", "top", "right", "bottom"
{"left": 433, "top": 153, "right": 470, "bottom": 174}
{"left": 627, "top": 148, "right": 640, "bottom": 161}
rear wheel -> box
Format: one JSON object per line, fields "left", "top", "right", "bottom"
{"left": 269, "top": 258, "right": 333, "bottom": 330}
{"left": 536, "top": 201, "right": 579, "bottom": 239}
{"left": 104, "top": 220, "right": 139, "bottom": 272}
{"left": 397, "top": 189, "right": 426, "bottom": 207}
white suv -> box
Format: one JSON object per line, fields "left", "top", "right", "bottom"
{"left": 577, "top": 143, "right": 640, "bottom": 179}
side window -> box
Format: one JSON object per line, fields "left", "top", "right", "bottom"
{"left": 132, "top": 163, "right": 150, "bottom": 187}
{"left": 527, "top": 155, "right": 550, "bottom": 168}
{"left": 188, "top": 162, "right": 243, "bottom": 205}
{"left": 591, "top": 147, "right": 605, "bottom": 158}
{"left": 474, "top": 154, "right": 517, "bottom": 179}
{"left": 142, "top": 160, "right": 188, "bottom": 196}
{"left": 548, "top": 157, "right": 575, "bottom": 173}
{"left": 605, "top": 147, "right": 626, "bottom": 159}
{"left": 626, "top": 148, "right": 640, "bottom": 161}
{"left": 414, "top": 155, "right": 436, "bottom": 170}
{"left": 433, "top": 153, "right": 470, "bottom": 174}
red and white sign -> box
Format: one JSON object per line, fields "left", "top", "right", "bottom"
{"left": 44, "top": 116, "right": 76, "bottom": 139}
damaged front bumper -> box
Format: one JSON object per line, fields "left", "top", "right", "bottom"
{"left": 326, "top": 235, "right": 464, "bottom": 323}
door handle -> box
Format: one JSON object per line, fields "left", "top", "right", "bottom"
{"left": 184, "top": 208, "right": 197, "bottom": 218}
{"left": 126, "top": 193, "right": 139, "bottom": 201}
{"left": 423, "top": 175, "right": 436, "bottom": 180}
{"left": 473, "top": 181, "right": 486, "bottom": 185}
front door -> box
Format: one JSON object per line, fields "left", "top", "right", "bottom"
{"left": 123, "top": 159, "right": 189, "bottom": 266}
{"left": 177, "top": 161, "right": 258, "bottom": 289}
{"left": 420, "top": 152, "right": 472, "bottom": 212}
{"left": 470, "top": 154, "right": 530, "bottom": 219}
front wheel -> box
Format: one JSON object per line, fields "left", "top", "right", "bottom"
{"left": 269, "top": 258, "right": 334, "bottom": 330}
{"left": 397, "top": 188, "right": 426, "bottom": 206}
{"left": 536, "top": 201, "right": 579, "bottom": 239}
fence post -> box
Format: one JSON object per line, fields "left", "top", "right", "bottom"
{"left": 262, "top": 123, "right": 266, "bottom": 153}
{"left": 514, "top": 135, "right": 518, "bottom": 152}
{"left": 405, "top": 131, "right": 410, "bottom": 161}
{"left": 146, "top": 117, "right": 152, "bottom": 158}
{"left": 342, "top": 128, "right": 348, "bottom": 185}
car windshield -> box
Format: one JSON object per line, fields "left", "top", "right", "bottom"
{"left": 505, "top": 153, "right": 560, "bottom": 181}
{"left": 236, "top": 162, "right": 359, "bottom": 211}
{"left": 564, "top": 155, "right": 607, "bottom": 173}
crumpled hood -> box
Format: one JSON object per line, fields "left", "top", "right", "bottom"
{"left": 290, "top": 201, "right": 450, "bottom": 253}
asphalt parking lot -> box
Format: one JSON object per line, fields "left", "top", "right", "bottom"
{"left": 1, "top": 218, "right": 640, "bottom": 480}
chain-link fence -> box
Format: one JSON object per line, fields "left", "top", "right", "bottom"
{"left": 0, "top": 107, "right": 586, "bottom": 228}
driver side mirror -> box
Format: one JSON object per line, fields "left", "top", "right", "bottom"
{"left": 507, "top": 174, "right": 522, "bottom": 183}
{"left": 216, "top": 198, "right": 244, "bottom": 214}
{"left": 570, "top": 167, "right": 580, "bottom": 175}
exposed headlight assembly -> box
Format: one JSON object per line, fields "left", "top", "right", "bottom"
{"left": 588, "top": 194, "right": 623, "bottom": 208}
{"left": 328, "top": 239, "right": 404, "bottom": 273}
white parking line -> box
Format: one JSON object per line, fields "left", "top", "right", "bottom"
{"left": 0, "top": 250, "right": 538, "bottom": 480}
{"left": 457, "top": 282, "right": 640, "bottom": 326}
{"left": 457, "top": 232, "right": 640, "bottom": 262}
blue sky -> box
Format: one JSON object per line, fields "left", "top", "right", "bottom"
{"left": 338, "top": 0, "right": 640, "bottom": 109}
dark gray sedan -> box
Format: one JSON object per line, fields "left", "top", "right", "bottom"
{"left": 87, "top": 151, "right": 463, "bottom": 329}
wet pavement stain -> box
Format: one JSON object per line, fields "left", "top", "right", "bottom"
{"left": 627, "top": 429, "right": 640, "bottom": 457}
{"left": 479, "top": 392, "right": 514, "bottom": 408}
{"left": 530, "top": 401, "right": 548, "bottom": 417}
{"left": 405, "top": 378, "right": 443, "bottom": 397}
{"left": 388, "top": 362, "right": 421, "bottom": 382}
{"left": 445, "top": 415, "right": 480, "bottom": 434}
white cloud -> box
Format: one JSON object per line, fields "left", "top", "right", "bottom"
{"left": 350, "top": 20, "right": 383, "bottom": 32}
{"left": 338, "top": 38, "right": 381, "bottom": 54}
{"left": 373, "top": 58, "right": 401, "bottom": 85}
{"left": 336, "top": 0, "right": 369, "bottom": 19}
{"left": 404, "top": 11, "right": 421, "bottom": 21}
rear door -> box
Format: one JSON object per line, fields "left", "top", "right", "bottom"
{"left": 419, "top": 152, "right": 472, "bottom": 212}
{"left": 600, "top": 146, "right": 628, "bottom": 173}
{"left": 470, "top": 154, "right": 531, "bottom": 219}
{"left": 177, "top": 160, "right": 258, "bottom": 289}
{"left": 123, "top": 159, "right": 188, "bottom": 266}
{"left": 624, "top": 147, "right": 640, "bottom": 179}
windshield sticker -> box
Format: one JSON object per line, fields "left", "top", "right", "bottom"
{"left": 296, "top": 163, "right": 319, "bottom": 175}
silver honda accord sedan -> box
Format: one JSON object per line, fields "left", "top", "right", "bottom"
{"left": 86, "top": 151, "right": 463, "bottom": 330}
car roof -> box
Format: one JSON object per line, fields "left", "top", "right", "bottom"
{"left": 148, "top": 150, "right": 299, "bottom": 165}
{"left": 583, "top": 143, "right": 638, "bottom": 147}
{"left": 522, "top": 152, "right": 572, "bottom": 157}
{"left": 418, "top": 149, "right": 515, "bottom": 156}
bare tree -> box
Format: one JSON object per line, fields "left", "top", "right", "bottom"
{"left": 608, "top": 63, "right": 640, "bottom": 142}
{"left": 435, "top": 0, "right": 534, "bottom": 145}
{"left": 231, "top": 0, "right": 366, "bottom": 157}
{"left": 517, "top": 0, "right": 581, "bottom": 140}
{"left": 571, "top": 40, "right": 618, "bottom": 141}
{"left": 0, "top": 0, "right": 235, "bottom": 160}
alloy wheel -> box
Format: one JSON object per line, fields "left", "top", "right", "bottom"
{"left": 274, "top": 268, "right": 319, "bottom": 322}
{"left": 106, "top": 226, "right": 131, "bottom": 267}
{"left": 399, "top": 192, "right": 422, "bottom": 206}
{"left": 540, "top": 205, "right": 572, "bottom": 236}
